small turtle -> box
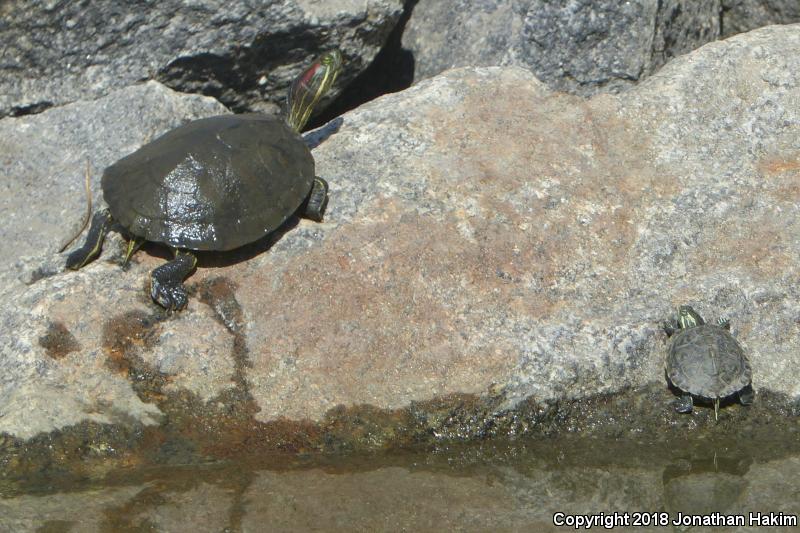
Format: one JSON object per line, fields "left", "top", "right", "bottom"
{"left": 664, "top": 306, "right": 754, "bottom": 420}
{"left": 65, "top": 51, "right": 343, "bottom": 310}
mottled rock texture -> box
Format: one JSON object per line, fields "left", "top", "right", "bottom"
{"left": 403, "top": 0, "right": 800, "bottom": 96}
{"left": 1, "top": 26, "right": 800, "bottom": 454}
{"left": 722, "top": 0, "right": 800, "bottom": 37}
{"left": 0, "top": 0, "right": 403, "bottom": 118}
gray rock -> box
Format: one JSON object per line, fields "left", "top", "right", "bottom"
{"left": 1, "top": 25, "right": 800, "bottom": 454}
{"left": 722, "top": 0, "right": 800, "bottom": 37}
{"left": 0, "top": 81, "right": 229, "bottom": 273}
{"left": 0, "top": 0, "right": 403, "bottom": 118}
{"left": 403, "top": 0, "right": 799, "bottom": 96}
{"left": 514, "top": 0, "right": 722, "bottom": 95}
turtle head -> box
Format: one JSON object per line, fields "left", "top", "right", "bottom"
{"left": 677, "top": 305, "right": 705, "bottom": 329}
{"left": 286, "top": 50, "right": 343, "bottom": 133}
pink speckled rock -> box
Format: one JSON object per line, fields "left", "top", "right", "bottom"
{"left": 1, "top": 26, "right": 800, "bottom": 453}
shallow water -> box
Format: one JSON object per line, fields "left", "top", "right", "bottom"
{"left": 2, "top": 433, "right": 798, "bottom": 533}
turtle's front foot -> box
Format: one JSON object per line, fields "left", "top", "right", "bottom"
{"left": 150, "top": 252, "right": 197, "bottom": 311}
{"left": 674, "top": 394, "right": 694, "bottom": 414}
{"left": 303, "top": 177, "right": 329, "bottom": 222}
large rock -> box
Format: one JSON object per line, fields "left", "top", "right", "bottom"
{"left": 722, "top": 0, "right": 800, "bottom": 37}
{"left": 0, "top": 0, "right": 404, "bottom": 118}
{"left": 0, "top": 82, "right": 229, "bottom": 273}
{"left": 1, "top": 26, "right": 800, "bottom": 465}
{"left": 403, "top": 0, "right": 800, "bottom": 96}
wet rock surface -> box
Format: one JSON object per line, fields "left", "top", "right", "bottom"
{"left": 1, "top": 25, "right": 800, "bottom": 472}
{"left": 403, "top": 0, "right": 800, "bottom": 96}
{"left": 0, "top": 0, "right": 403, "bottom": 118}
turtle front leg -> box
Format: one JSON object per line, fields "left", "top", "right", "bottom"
{"left": 65, "top": 209, "right": 113, "bottom": 270}
{"left": 150, "top": 250, "right": 197, "bottom": 311}
{"left": 738, "top": 385, "right": 755, "bottom": 406}
{"left": 303, "top": 177, "right": 329, "bottom": 222}
{"left": 674, "top": 393, "right": 694, "bottom": 414}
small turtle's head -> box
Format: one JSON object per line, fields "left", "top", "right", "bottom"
{"left": 677, "top": 305, "right": 705, "bottom": 329}
{"left": 286, "top": 50, "right": 343, "bottom": 133}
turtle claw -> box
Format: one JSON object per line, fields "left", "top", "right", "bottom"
{"left": 151, "top": 278, "right": 189, "bottom": 311}
{"left": 674, "top": 394, "right": 694, "bottom": 414}
{"left": 717, "top": 317, "right": 731, "bottom": 330}
{"left": 149, "top": 252, "right": 196, "bottom": 311}
{"left": 739, "top": 386, "right": 755, "bottom": 406}
{"left": 122, "top": 236, "right": 144, "bottom": 269}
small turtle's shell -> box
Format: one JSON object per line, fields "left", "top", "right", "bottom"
{"left": 102, "top": 114, "right": 314, "bottom": 251}
{"left": 666, "top": 325, "right": 752, "bottom": 400}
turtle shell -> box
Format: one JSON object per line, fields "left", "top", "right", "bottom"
{"left": 102, "top": 113, "right": 315, "bottom": 251}
{"left": 666, "top": 325, "right": 752, "bottom": 400}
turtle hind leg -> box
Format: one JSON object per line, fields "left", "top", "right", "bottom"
{"left": 65, "top": 209, "right": 113, "bottom": 270}
{"left": 738, "top": 385, "right": 755, "bottom": 406}
{"left": 674, "top": 394, "right": 693, "bottom": 414}
{"left": 302, "top": 177, "right": 329, "bottom": 222}
{"left": 150, "top": 250, "right": 197, "bottom": 311}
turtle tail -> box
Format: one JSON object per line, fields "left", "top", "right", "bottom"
{"left": 714, "top": 397, "right": 720, "bottom": 422}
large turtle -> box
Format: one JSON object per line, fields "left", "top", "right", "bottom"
{"left": 66, "top": 51, "right": 343, "bottom": 310}
{"left": 664, "top": 306, "right": 754, "bottom": 420}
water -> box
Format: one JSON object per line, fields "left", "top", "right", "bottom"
{"left": 2, "top": 434, "right": 798, "bottom": 533}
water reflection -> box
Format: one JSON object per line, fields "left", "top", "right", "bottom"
{"left": 1, "top": 438, "right": 798, "bottom": 532}
{"left": 663, "top": 453, "right": 750, "bottom": 531}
